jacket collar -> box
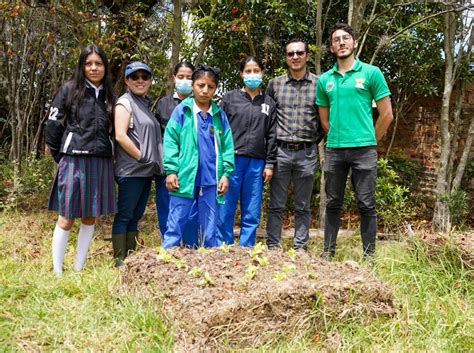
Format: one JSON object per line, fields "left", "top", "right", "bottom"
{"left": 182, "top": 96, "right": 220, "bottom": 116}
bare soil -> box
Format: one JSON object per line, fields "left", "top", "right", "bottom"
{"left": 121, "top": 246, "right": 396, "bottom": 351}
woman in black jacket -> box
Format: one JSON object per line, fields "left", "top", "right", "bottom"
{"left": 217, "top": 56, "right": 277, "bottom": 246}
{"left": 45, "top": 45, "right": 116, "bottom": 274}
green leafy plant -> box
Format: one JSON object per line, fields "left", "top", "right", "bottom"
{"left": 440, "top": 189, "right": 469, "bottom": 230}
{"left": 199, "top": 272, "right": 215, "bottom": 287}
{"left": 157, "top": 248, "right": 173, "bottom": 263}
{"left": 219, "top": 243, "right": 233, "bottom": 253}
{"left": 188, "top": 266, "right": 203, "bottom": 278}
{"left": 255, "top": 256, "right": 269, "bottom": 267}
{"left": 244, "top": 265, "right": 259, "bottom": 281}
{"left": 273, "top": 271, "right": 286, "bottom": 282}
{"left": 249, "top": 242, "right": 266, "bottom": 258}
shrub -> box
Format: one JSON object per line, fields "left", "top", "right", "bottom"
{"left": 0, "top": 154, "right": 55, "bottom": 210}
{"left": 440, "top": 189, "right": 469, "bottom": 230}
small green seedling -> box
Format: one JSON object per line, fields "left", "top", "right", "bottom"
{"left": 255, "top": 255, "right": 269, "bottom": 267}
{"left": 173, "top": 259, "right": 187, "bottom": 270}
{"left": 249, "top": 242, "right": 266, "bottom": 258}
{"left": 287, "top": 248, "right": 296, "bottom": 261}
{"left": 244, "top": 265, "right": 259, "bottom": 280}
{"left": 199, "top": 271, "right": 215, "bottom": 286}
{"left": 220, "top": 243, "right": 233, "bottom": 253}
{"left": 157, "top": 248, "right": 173, "bottom": 262}
{"left": 282, "top": 263, "right": 297, "bottom": 273}
{"left": 198, "top": 247, "right": 210, "bottom": 254}
{"left": 307, "top": 272, "right": 318, "bottom": 280}
{"left": 273, "top": 271, "right": 286, "bottom": 282}
{"left": 188, "top": 266, "right": 203, "bottom": 277}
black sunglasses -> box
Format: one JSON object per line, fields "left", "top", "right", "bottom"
{"left": 286, "top": 50, "right": 306, "bottom": 58}
{"left": 129, "top": 73, "right": 151, "bottom": 81}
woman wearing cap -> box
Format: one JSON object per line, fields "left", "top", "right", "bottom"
{"left": 45, "top": 45, "right": 116, "bottom": 274}
{"left": 154, "top": 61, "right": 198, "bottom": 247}
{"left": 111, "top": 61, "right": 163, "bottom": 266}
{"left": 217, "top": 56, "right": 277, "bottom": 247}
{"left": 162, "top": 64, "right": 235, "bottom": 249}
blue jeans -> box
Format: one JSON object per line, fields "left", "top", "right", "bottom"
{"left": 266, "top": 144, "right": 318, "bottom": 249}
{"left": 162, "top": 186, "right": 219, "bottom": 249}
{"left": 323, "top": 147, "right": 377, "bottom": 256}
{"left": 217, "top": 156, "right": 264, "bottom": 247}
{"left": 112, "top": 176, "right": 152, "bottom": 234}
{"left": 155, "top": 175, "right": 199, "bottom": 248}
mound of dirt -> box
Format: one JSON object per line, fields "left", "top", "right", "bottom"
{"left": 422, "top": 232, "right": 474, "bottom": 269}
{"left": 121, "top": 246, "right": 395, "bottom": 351}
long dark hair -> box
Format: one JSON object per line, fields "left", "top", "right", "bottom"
{"left": 65, "top": 45, "right": 115, "bottom": 127}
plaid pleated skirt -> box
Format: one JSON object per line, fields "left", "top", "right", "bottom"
{"left": 48, "top": 155, "right": 116, "bottom": 218}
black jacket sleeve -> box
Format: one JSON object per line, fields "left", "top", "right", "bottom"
{"left": 45, "top": 83, "right": 69, "bottom": 162}
{"left": 265, "top": 98, "right": 278, "bottom": 168}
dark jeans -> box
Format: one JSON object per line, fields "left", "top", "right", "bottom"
{"left": 266, "top": 144, "right": 317, "bottom": 249}
{"left": 112, "top": 176, "right": 152, "bottom": 234}
{"left": 323, "top": 146, "right": 377, "bottom": 256}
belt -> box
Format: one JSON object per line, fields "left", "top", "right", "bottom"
{"left": 277, "top": 140, "right": 314, "bottom": 151}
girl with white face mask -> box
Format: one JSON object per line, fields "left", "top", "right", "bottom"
{"left": 155, "top": 61, "right": 198, "bottom": 248}
{"left": 217, "top": 56, "right": 278, "bottom": 247}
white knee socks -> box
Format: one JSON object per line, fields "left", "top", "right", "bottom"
{"left": 74, "top": 223, "right": 95, "bottom": 271}
{"left": 52, "top": 223, "right": 95, "bottom": 274}
{"left": 52, "top": 224, "right": 70, "bottom": 274}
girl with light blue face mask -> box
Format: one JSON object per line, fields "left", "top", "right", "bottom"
{"left": 174, "top": 64, "right": 194, "bottom": 97}
{"left": 154, "top": 61, "right": 199, "bottom": 248}
{"left": 217, "top": 56, "right": 278, "bottom": 247}
{"left": 241, "top": 61, "right": 263, "bottom": 91}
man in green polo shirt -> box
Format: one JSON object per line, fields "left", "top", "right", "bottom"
{"left": 316, "top": 22, "right": 393, "bottom": 260}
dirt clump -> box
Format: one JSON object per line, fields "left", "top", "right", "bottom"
{"left": 422, "top": 232, "right": 474, "bottom": 269}
{"left": 121, "top": 246, "right": 395, "bottom": 351}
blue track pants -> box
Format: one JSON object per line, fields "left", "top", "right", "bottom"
{"left": 217, "top": 156, "right": 264, "bottom": 246}
{"left": 155, "top": 175, "right": 199, "bottom": 248}
{"left": 162, "top": 185, "right": 219, "bottom": 249}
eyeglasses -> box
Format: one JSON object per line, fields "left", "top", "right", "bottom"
{"left": 332, "top": 35, "right": 352, "bottom": 44}
{"left": 129, "top": 73, "right": 151, "bottom": 81}
{"left": 286, "top": 50, "right": 306, "bottom": 58}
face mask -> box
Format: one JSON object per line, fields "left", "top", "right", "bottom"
{"left": 243, "top": 74, "right": 263, "bottom": 90}
{"left": 175, "top": 79, "right": 193, "bottom": 95}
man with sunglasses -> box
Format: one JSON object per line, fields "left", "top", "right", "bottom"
{"left": 316, "top": 23, "right": 393, "bottom": 260}
{"left": 265, "top": 39, "right": 322, "bottom": 251}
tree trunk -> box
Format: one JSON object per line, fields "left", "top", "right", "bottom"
{"left": 348, "top": 0, "right": 369, "bottom": 35}
{"left": 452, "top": 116, "right": 473, "bottom": 191}
{"left": 432, "top": 10, "right": 456, "bottom": 233}
{"left": 315, "top": 0, "right": 326, "bottom": 231}
{"left": 168, "top": 0, "right": 182, "bottom": 93}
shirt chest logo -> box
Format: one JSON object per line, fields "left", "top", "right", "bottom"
{"left": 326, "top": 81, "right": 334, "bottom": 92}
{"left": 261, "top": 103, "right": 270, "bottom": 116}
{"left": 355, "top": 78, "right": 365, "bottom": 89}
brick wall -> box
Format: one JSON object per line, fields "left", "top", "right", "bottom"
{"left": 378, "top": 83, "right": 474, "bottom": 193}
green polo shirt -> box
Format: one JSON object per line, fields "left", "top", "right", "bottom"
{"left": 316, "top": 59, "right": 390, "bottom": 148}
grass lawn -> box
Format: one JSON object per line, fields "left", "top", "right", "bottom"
{"left": 1, "top": 208, "right": 473, "bottom": 351}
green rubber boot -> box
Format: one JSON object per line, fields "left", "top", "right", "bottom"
{"left": 126, "top": 231, "right": 138, "bottom": 256}
{"left": 112, "top": 233, "right": 127, "bottom": 267}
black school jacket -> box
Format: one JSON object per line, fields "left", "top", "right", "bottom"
{"left": 220, "top": 89, "right": 277, "bottom": 168}
{"left": 45, "top": 81, "right": 114, "bottom": 162}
